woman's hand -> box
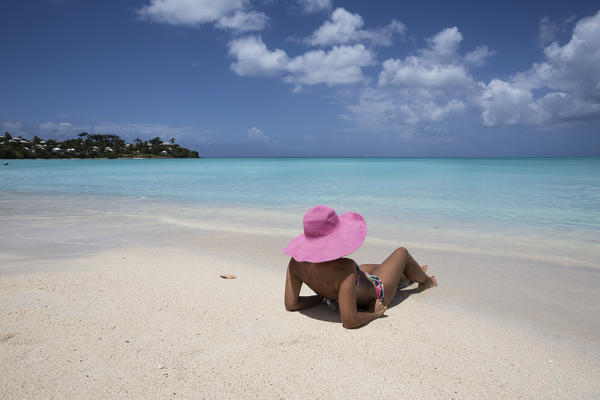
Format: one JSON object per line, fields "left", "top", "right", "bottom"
{"left": 373, "top": 299, "right": 387, "bottom": 317}
{"left": 339, "top": 273, "right": 387, "bottom": 328}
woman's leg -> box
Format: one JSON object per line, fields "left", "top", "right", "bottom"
{"left": 358, "top": 263, "right": 379, "bottom": 273}
{"left": 372, "top": 247, "right": 436, "bottom": 306}
{"left": 359, "top": 263, "right": 412, "bottom": 286}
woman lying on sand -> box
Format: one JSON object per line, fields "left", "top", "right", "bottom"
{"left": 284, "top": 205, "right": 437, "bottom": 329}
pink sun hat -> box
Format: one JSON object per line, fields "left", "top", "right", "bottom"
{"left": 284, "top": 205, "right": 367, "bottom": 263}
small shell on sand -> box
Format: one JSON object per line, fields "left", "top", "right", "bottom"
{"left": 220, "top": 274, "right": 237, "bottom": 279}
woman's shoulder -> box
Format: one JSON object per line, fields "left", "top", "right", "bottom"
{"left": 317, "top": 257, "right": 356, "bottom": 273}
{"left": 289, "top": 257, "right": 355, "bottom": 271}
{"left": 290, "top": 257, "right": 356, "bottom": 267}
{"left": 335, "top": 257, "right": 357, "bottom": 269}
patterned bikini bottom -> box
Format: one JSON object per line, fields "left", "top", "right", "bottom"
{"left": 355, "top": 264, "right": 384, "bottom": 301}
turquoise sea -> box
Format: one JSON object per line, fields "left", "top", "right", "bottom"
{"left": 2, "top": 157, "right": 599, "bottom": 272}
{"left": 1, "top": 158, "right": 599, "bottom": 234}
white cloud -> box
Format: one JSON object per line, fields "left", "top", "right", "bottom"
{"left": 2, "top": 121, "right": 23, "bottom": 131}
{"left": 479, "top": 80, "right": 538, "bottom": 126}
{"left": 247, "top": 126, "right": 269, "bottom": 142}
{"left": 137, "top": 0, "right": 267, "bottom": 32}
{"left": 345, "top": 26, "right": 489, "bottom": 134}
{"left": 229, "top": 36, "right": 288, "bottom": 76}
{"left": 379, "top": 58, "right": 472, "bottom": 90}
{"left": 307, "top": 7, "right": 361, "bottom": 45}
{"left": 538, "top": 16, "right": 558, "bottom": 47}
{"left": 229, "top": 36, "right": 374, "bottom": 86}
{"left": 306, "top": 7, "right": 405, "bottom": 47}
{"left": 378, "top": 27, "right": 491, "bottom": 92}
{"left": 365, "top": 20, "right": 406, "bottom": 47}
{"left": 463, "top": 46, "right": 495, "bottom": 67}
{"left": 538, "top": 15, "right": 576, "bottom": 47}
{"left": 347, "top": 88, "right": 466, "bottom": 130}
{"left": 138, "top": 0, "right": 244, "bottom": 25}
{"left": 479, "top": 11, "right": 600, "bottom": 126}
{"left": 298, "top": 0, "right": 331, "bottom": 13}
{"left": 39, "top": 121, "right": 73, "bottom": 132}
{"left": 419, "top": 27, "right": 463, "bottom": 63}
{"left": 285, "top": 44, "right": 374, "bottom": 85}
{"left": 214, "top": 10, "right": 268, "bottom": 32}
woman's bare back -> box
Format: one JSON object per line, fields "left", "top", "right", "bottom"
{"left": 288, "top": 258, "right": 379, "bottom": 309}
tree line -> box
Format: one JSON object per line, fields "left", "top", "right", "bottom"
{"left": 0, "top": 132, "right": 200, "bottom": 159}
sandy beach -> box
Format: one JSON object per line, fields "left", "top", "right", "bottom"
{"left": 2, "top": 246, "right": 600, "bottom": 399}
{"left": 2, "top": 193, "right": 600, "bottom": 399}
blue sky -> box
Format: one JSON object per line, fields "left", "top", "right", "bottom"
{"left": 1, "top": 0, "right": 599, "bottom": 156}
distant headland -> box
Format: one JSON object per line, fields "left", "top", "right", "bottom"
{"left": 0, "top": 132, "right": 200, "bottom": 159}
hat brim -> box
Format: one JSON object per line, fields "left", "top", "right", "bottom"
{"left": 283, "top": 212, "right": 367, "bottom": 263}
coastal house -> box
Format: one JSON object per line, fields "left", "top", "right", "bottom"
{"left": 52, "top": 147, "right": 62, "bottom": 152}
{"left": 160, "top": 150, "right": 168, "bottom": 155}
{"left": 105, "top": 146, "right": 114, "bottom": 152}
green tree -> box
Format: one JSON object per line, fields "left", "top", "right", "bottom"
{"left": 149, "top": 137, "right": 162, "bottom": 155}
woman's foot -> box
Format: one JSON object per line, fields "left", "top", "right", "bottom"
{"left": 418, "top": 275, "right": 437, "bottom": 289}
{"left": 399, "top": 265, "right": 431, "bottom": 288}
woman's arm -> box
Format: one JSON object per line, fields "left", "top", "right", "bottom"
{"left": 338, "top": 273, "right": 386, "bottom": 329}
{"left": 284, "top": 263, "right": 323, "bottom": 311}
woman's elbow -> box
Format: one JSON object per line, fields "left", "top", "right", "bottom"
{"left": 342, "top": 318, "right": 358, "bottom": 329}
{"left": 285, "top": 300, "right": 298, "bottom": 312}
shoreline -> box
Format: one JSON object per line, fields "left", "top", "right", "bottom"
{"left": 2, "top": 189, "right": 598, "bottom": 270}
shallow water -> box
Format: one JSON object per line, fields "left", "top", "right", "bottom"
{"left": 2, "top": 158, "right": 598, "bottom": 267}
{"left": 2, "top": 158, "right": 600, "bottom": 229}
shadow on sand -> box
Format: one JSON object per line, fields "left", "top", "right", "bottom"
{"left": 298, "top": 286, "right": 423, "bottom": 325}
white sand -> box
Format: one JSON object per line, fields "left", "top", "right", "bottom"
{"left": 2, "top": 246, "right": 599, "bottom": 399}
{"left": 2, "top": 192, "right": 600, "bottom": 399}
